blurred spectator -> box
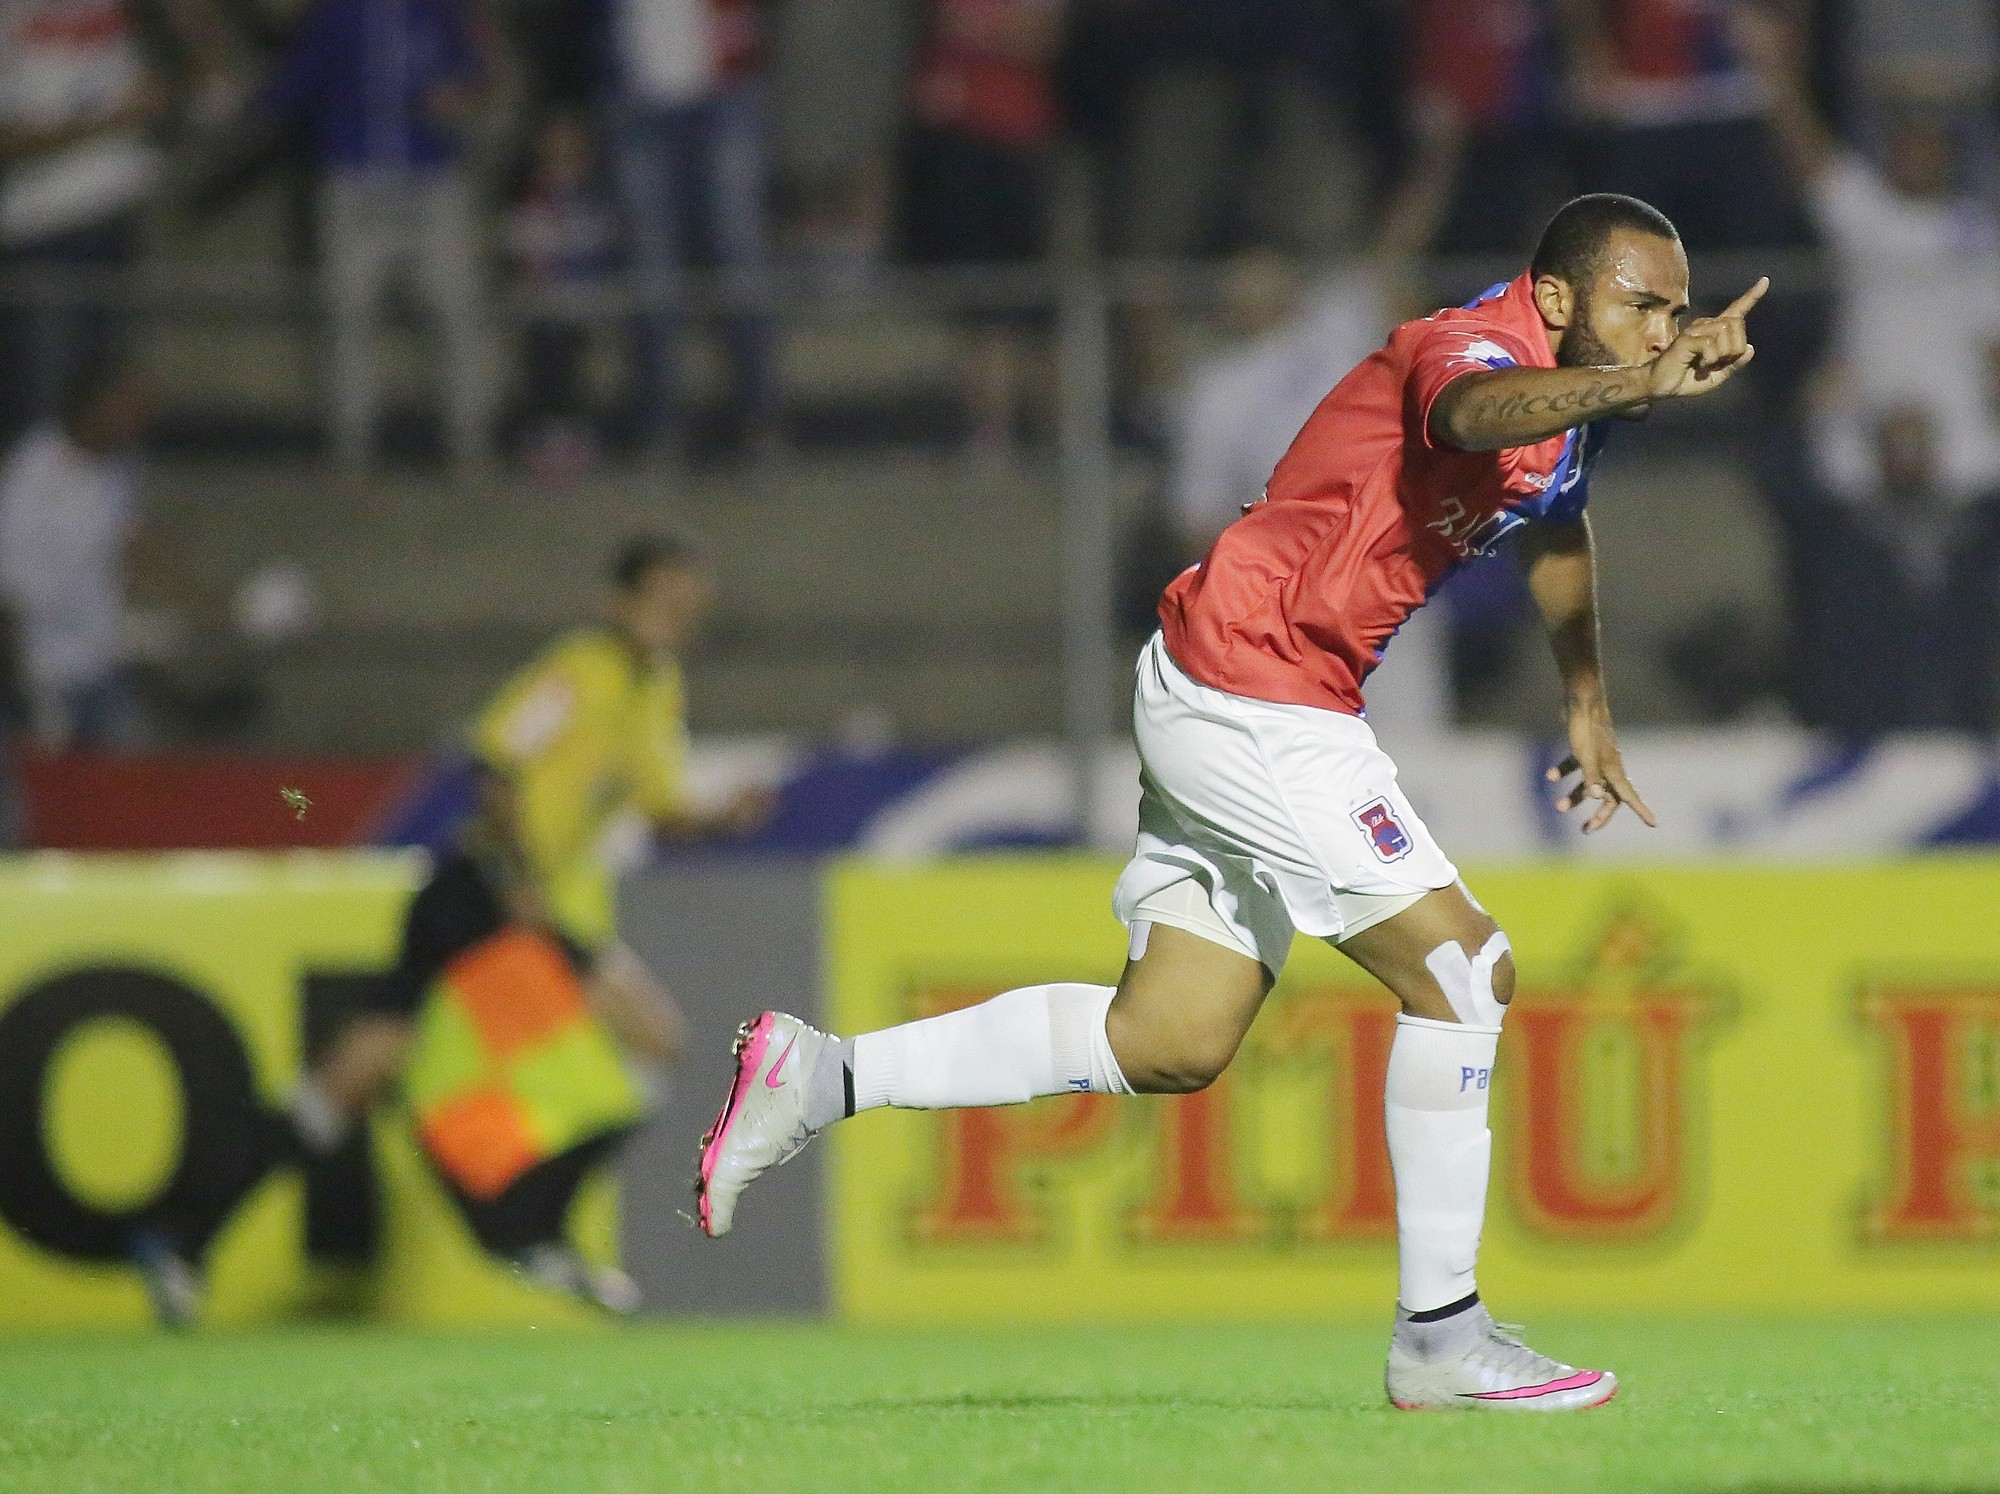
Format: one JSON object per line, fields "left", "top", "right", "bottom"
{"left": 1411, "top": 0, "right": 1571, "bottom": 255}
{"left": 1561, "top": 0, "right": 1804, "bottom": 249}
{"left": 1844, "top": 0, "right": 1998, "bottom": 107}
{"left": 1168, "top": 250, "right": 1385, "bottom": 557}
{"left": 1764, "top": 403, "right": 2000, "bottom": 735}
{"left": 1164, "top": 96, "right": 1475, "bottom": 562}
{"left": 0, "top": 358, "right": 152, "bottom": 749}
{"left": 599, "top": 0, "right": 780, "bottom": 460}
{"left": 1160, "top": 130, "right": 1474, "bottom": 734}
{"left": 769, "top": 0, "right": 914, "bottom": 291}
{"left": 1108, "top": 0, "right": 1368, "bottom": 259}
{"left": 258, "top": 0, "right": 498, "bottom": 475}
{"left": 1084, "top": 0, "right": 1375, "bottom": 433}
{"left": 901, "top": 0, "right": 1066, "bottom": 463}
{"left": 1737, "top": 5, "right": 2000, "bottom": 500}
{"left": 0, "top": 0, "right": 232, "bottom": 436}
{"left": 506, "top": 111, "right": 619, "bottom": 482}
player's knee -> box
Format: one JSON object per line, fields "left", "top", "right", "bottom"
{"left": 1412, "top": 920, "right": 1512, "bottom": 1026}
{"left": 1114, "top": 1029, "right": 1238, "bottom": 1095}
{"left": 1127, "top": 1051, "right": 1231, "bottom": 1095}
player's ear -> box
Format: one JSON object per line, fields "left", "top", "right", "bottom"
{"left": 1533, "top": 274, "right": 1575, "bottom": 332}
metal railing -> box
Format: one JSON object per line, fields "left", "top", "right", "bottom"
{"left": 0, "top": 248, "right": 1833, "bottom": 823}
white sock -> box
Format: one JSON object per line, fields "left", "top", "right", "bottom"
{"left": 287, "top": 1075, "right": 350, "bottom": 1155}
{"left": 851, "top": 983, "right": 1130, "bottom": 1111}
{"left": 1384, "top": 1012, "right": 1500, "bottom": 1314}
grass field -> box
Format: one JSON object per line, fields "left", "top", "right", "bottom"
{"left": 2, "top": 1318, "right": 1996, "bottom": 1492}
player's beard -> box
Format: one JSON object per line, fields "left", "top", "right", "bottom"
{"left": 1555, "top": 291, "right": 1622, "bottom": 369}
{"left": 1558, "top": 289, "right": 1654, "bottom": 418}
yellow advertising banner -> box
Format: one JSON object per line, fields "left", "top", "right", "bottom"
{"left": 0, "top": 854, "right": 414, "bottom": 1328}
{"left": 827, "top": 857, "right": 2000, "bottom": 1321}
{"left": 0, "top": 853, "right": 616, "bottom": 1331}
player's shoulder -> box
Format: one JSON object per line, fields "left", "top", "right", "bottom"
{"left": 485, "top": 628, "right": 626, "bottom": 728}
{"left": 1393, "top": 275, "right": 1544, "bottom": 368}
{"left": 536, "top": 626, "right": 631, "bottom": 682}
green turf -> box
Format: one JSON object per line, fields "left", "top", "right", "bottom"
{"left": 0, "top": 1318, "right": 1995, "bottom": 1492}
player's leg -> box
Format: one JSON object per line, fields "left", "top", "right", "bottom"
{"left": 129, "top": 1008, "right": 413, "bottom": 1328}
{"left": 451, "top": 1128, "right": 644, "bottom": 1314}
{"left": 694, "top": 912, "right": 1271, "bottom": 1236}
{"left": 696, "top": 636, "right": 1303, "bottom": 1235}
{"left": 1336, "top": 883, "right": 1509, "bottom": 1319}
{"left": 1335, "top": 883, "right": 1616, "bottom": 1411}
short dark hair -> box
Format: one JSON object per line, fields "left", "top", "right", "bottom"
{"left": 610, "top": 533, "right": 696, "bottom": 591}
{"left": 1530, "top": 194, "right": 1681, "bottom": 290}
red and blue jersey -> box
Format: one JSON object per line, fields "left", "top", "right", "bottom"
{"left": 1158, "top": 273, "right": 1604, "bottom": 717}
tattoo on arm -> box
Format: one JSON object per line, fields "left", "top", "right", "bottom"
{"left": 1435, "top": 365, "right": 1649, "bottom": 451}
{"left": 1464, "top": 375, "right": 1634, "bottom": 425}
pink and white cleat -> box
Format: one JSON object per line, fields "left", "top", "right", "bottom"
{"left": 695, "top": 1011, "right": 833, "bottom": 1238}
{"left": 1386, "top": 1303, "right": 1619, "bottom": 1411}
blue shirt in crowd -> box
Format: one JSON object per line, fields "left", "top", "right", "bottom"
{"left": 262, "top": 0, "right": 480, "bottom": 170}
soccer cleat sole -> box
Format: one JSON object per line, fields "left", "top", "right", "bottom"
{"left": 694, "top": 1013, "right": 775, "bottom": 1237}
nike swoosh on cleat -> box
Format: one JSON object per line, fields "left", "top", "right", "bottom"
{"left": 765, "top": 1033, "right": 799, "bottom": 1088}
{"left": 1467, "top": 1370, "right": 1605, "bottom": 1400}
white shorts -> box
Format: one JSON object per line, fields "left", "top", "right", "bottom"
{"left": 1112, "top": 633, "right": 1458, "bottom": 977}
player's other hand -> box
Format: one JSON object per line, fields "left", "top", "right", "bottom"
{"left": 1646, "top": 277, "right": 1768, "bottom": 400}
{"left": 1548, "top": 699, "right": 1656, "bottom": 834}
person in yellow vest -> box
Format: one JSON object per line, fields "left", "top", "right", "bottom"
{"left": 131, "top": 535, "right": 769, "bottom": 1324}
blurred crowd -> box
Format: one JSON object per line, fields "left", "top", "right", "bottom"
{"left": 0, "top": 0, "right": 1998, "bottom": 755}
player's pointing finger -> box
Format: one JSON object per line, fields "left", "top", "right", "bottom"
{"left": 1722, "top": 276, "right": 1770, "bottom": 321}
{"left": 1609, "top": 771, "right": 1658, "bottom": 828}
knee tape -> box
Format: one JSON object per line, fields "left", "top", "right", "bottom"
{"left": 1423, "top": 931, "right": 1510, "bottom": 1030}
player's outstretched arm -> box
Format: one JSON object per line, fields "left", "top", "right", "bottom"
{"left": 1429, "top": 277, "right": 1770, "bottom": 452}
{"left": 1519, "top": 516, "right": 1655, "bottom": 835}
{"left": 1428, "top": 363, "right": 1652, "bottom": 452}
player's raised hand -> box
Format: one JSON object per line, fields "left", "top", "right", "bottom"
{"left": 1547, "top": 700, "right": 1657, "bottom": 835}
{"left": 1646, "top": 277, "right": 1769, "bottom": 400}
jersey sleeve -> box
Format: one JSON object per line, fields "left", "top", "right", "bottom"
{"left": 1517, "top": 419, "right": 1609, "bottom": 527}
{"left": 1407, "top": 323, "right": 1543, "bottom": 450}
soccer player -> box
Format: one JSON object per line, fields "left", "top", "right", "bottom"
{"left": 695, "top": 194, "right": 1764, "bottom": 1410}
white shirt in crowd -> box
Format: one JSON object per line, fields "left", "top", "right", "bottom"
{"left": 1169, "top": 268, "right": 1390, "bottom": 542}
{"left": 0, "top": 0, "right": 159, "bottom": 246}
{"left": 0, "top": 424, "right": 137, "bottom": 699}
{"left": 1168, "top": 266, "right": 1448, "bottom": 735}
{"left": 616, "top": 0, "right": 735, "bottom": 106}
{"left": 1808, "top": 154, "right": 2000, "bottom": 499}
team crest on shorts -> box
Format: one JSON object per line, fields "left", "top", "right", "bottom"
{"left": 1354, "top": 798, "right": 1413, "bottom": 862}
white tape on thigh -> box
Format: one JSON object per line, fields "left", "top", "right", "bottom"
{"left": 1128, "top": 876, "right": 1261, "bottom": 965}
{"left": 1423, "top": 931, "right": 1511, "bottom": 1029}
